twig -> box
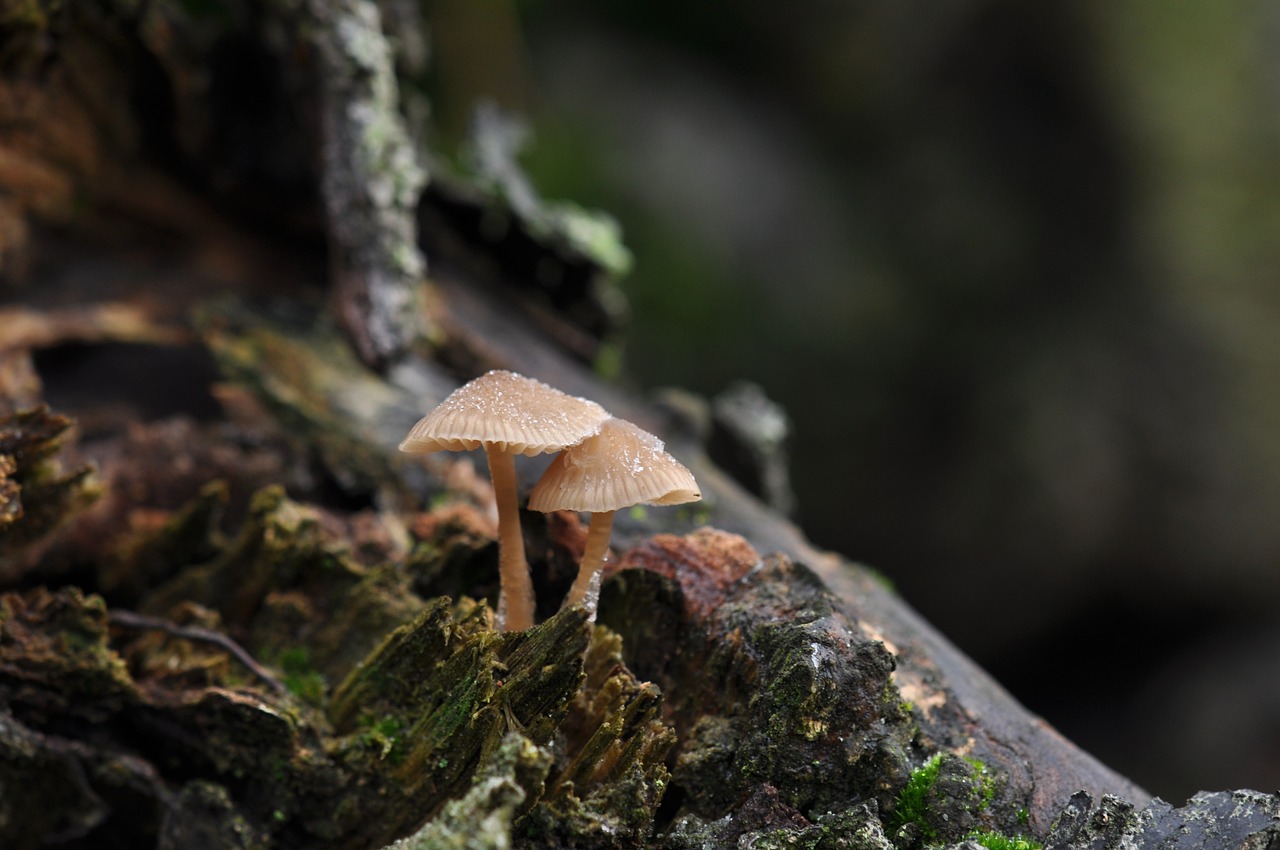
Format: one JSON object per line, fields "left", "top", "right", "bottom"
{"left": 107, "top": 608, "right": 287, "bottom": 695}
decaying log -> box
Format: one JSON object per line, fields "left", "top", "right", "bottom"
{"left": 0, "top": 3, "right": 1270, "bottom": 850}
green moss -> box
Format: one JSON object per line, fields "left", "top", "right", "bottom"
{"left": 354, "top": 714, "right": 406, "bottom": 763}
{"left": 277, "top": 647, "right": 327, "bottom": 706}
{"left": 887, "top": 752, "right": 1028, "bottom": 850}
{"left": 966, "top": 756, "right": 997, "bottom": 811}
{"left": 889, "top": 753, "right": 944, "bottom": 840}
{"left": 966, "top": 830, "right": 1042, "bottom": 850}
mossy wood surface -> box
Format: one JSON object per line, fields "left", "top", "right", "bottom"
{"left": 0, "top": 2, "right": 1273, "bottom": 849}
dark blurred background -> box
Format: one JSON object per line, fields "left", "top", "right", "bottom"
{"left": 420, "top": 0, "right": 1280, "bottom": 801}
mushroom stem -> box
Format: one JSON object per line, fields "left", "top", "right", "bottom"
{"left": 567, "top": 510, "right": 615, "bottom": 609}
{"left": 485, "top": 445, "right": 536, "bottom": 631}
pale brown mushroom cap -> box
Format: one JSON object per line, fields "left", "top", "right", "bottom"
{"left": 528, "top": 417, "right": 701, "bottom": 513}
{"left": 399, "top": 370, "right": 610, "bottom": 457}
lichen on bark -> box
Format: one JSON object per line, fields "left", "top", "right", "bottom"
{"left": 304, "top": 0, "right": 430, "bottom": 368}
{"left": 1045, "top": 790, "right": 1280, "bottom": 850}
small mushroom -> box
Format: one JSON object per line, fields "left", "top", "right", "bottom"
{"left": 400, "top": 370, "right": 609, "bottom": 631}
{"left": 528, "top": 416, "right": 700, "bottom": 616}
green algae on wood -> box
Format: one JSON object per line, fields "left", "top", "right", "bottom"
{"left": 353, "top": 619, "right": 676, "bottom": 850}
{"left": 328, "top": 596, "right": 491, "bottom": 734}
{"left": 589, "top": 530, "right": 1047, "bottom": 849}
{"left": 325, "top": 601, "right": 597, "bottom": 844}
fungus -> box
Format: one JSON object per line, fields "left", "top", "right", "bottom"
{"left": 400, "top": 370, "right": 609, "bottom": 631}
{"left": 528, "top": 416, "right": 700, "bottom": 616}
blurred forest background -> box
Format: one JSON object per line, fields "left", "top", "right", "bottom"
{"left": 419, "top": 1, "right": 1280, "bottom": 802}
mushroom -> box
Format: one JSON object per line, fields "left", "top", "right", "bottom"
{"left": 528, "top": 416, "right": 700, "bottom": 615}
{"left": 400, "top": 370, "right": 609, "bottom": 631}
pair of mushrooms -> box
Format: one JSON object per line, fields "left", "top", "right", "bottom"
{"left": 400, "top": 370, "right": 700, "bottom": 631}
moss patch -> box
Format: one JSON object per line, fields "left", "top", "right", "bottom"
{"left": 966, "top": 830, "right": 1043, "bottom": 850}
{"left": 887, "top": 753, "right": 1024, "bottom": 849}
{"left": 889, "top": 754, "right": 945, "bottom": 841}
